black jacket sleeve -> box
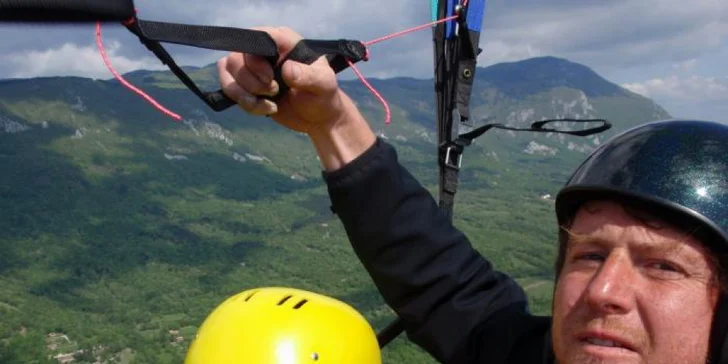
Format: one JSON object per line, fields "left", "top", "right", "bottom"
{"left": 323, "top": 138, "right": 548, "bottom": 363}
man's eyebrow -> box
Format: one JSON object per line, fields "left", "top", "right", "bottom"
{"left": 631, "top": 239, "right": 705, "bottom": 266}
{"left": 562, "top": 229, "right": 603, "bottom": 247}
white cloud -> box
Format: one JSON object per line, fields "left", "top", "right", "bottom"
{"left": 0, "top": 40, "right": 166, "bottom": 79}
{"left": 192, "top": 0, "right": 726, "bottom": 78}
{"left": 621, "top": 82, "right": 650, "bottom": 98}
{"left": 672, "top": 59, "right": 698, "bottom": 72}
{"left": 478, "top": 0, "right": 728, "bottom": 70}
{"left": 1, "top": 0, "right": 725, "bottom": 80}
{"left": 622, "top": 75, "right": 728, "bottom": 121}
{"left": 622, "top": 75, "right": 728, "bottom": 101}
{"left": 0, "top": 0, "right": 725, "bottom": 123}
{"left": 478, "top": 40, "right": 544, "bottom": 66}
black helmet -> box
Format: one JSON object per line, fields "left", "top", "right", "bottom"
{"left": 554, "top": 118, "right": 728, "bottom": 363}
{"left": 555, "top": 118, "right": 728, "bottom": 253}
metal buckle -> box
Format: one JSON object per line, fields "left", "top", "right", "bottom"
{"left": 444, "top": 146, "right": 462, "bottom": 169}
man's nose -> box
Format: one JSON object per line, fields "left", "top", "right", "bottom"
{"left": 584, "top": 253, "right": 636, "bottom": 314}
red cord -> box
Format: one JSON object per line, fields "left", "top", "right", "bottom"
{"left": 355, "top": 9, "right": 461, "bottom": 124}
{"left": 96, "top": 22, "right": 182, "bottom": 121}
{"left": 347, "top": 59, "right": 391, "bottom": 124}
{"left": 97, "top": 1, "right": 465, "bottom": 124}
{"left": 364, "top": 14, "right": 459, "bottom": 47}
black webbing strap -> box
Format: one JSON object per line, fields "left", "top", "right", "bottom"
{"left": 437, "top": 117, "right": 612, "bottom": 219}
{"left": 458, "top": 118, "right": 612, "bottom": 142}
{"left": 437, "top": 5, "right": 475, "bottom": 221}
{"left": 124, "top": 19, "right": 368, "bottom": 111}
{"left": 436, "top": 36, "right": 460, "bottom": 220}
{"left": 453, "top": 4, "right": 481, "bottom": 128}
{"left": 0, "top": 0, "right": 135, "bottom": 22}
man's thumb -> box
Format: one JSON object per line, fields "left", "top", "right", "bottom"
{"left": 280, "top": 58, "right": 335, "bottom": 95}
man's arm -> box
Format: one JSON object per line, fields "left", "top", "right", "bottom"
{"left": 216, "top": 27, "right": 540, "bottom": 360}
{"left": 323, "top": 137, "right": 534, "bottom": 363}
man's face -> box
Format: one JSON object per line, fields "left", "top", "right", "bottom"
{"left": 551, "top": 200, "right": 719, "bottom": 364}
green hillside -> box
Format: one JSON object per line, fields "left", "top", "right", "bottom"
{"left": 0, "top": 56, "right": 670, "bottom": 363}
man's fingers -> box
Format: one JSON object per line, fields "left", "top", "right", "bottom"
{"left": 233, "top": 83, "right": 278, "bottom": 116}
{"left": 219, "top": 58, "right": 277, "bottom": 116}
{"left": 234, "top": 59, "right": 278, "bottom": 97}
{"left": 216, "top": 25, "right": 335, "bottom": 118}
{"left": 218, "top": 57, "right": 239, "bottom": 100}
{"left": 244, "top": 53, "right": 275, "bottom": 85}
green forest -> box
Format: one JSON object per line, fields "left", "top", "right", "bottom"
{"left": 0, "top": 58, "right": 670, "bottom": 363}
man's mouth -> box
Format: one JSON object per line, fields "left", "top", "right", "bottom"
{"left": 578, "top": 331, "right": 637, "bottom": 353}
{"left": 584, "top": 337, "right": 628, "bottom": 349}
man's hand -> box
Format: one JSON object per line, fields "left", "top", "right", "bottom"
{"left": 217, "top": 26, "right": 348, "bottom": 135}
{"left": 217, "top": 26, "right": 376, "bottom": 171}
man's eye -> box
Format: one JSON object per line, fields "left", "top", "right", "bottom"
{"left": 647, "top": 261, "right": 678, "bottom": 272}
{"left": 644, "top": 261, "right": 687, "bottom": 280}
{"left": 575, "top": 253, "right": 604, "bottom": 262}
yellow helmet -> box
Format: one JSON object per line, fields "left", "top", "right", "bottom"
{"left": 184, "top": 287, "right": 382, "bottom": 364}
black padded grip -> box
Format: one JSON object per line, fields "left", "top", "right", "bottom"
{"left": 0, "top": 0, "right": 136, "bottom": 22}
{"left": 271, "top": 40, "right": 326, "bottom": 99}
{"left": 207, "top": 39, "right": 326, "bottom": 110}
{"left": 207, "top": 39, "right": 368, "bottom": 110}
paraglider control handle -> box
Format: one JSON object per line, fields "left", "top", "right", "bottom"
{"left": 0, "top": 0, "right": 370, "bottom": 115}
{"left": 207, "top": 39, "right": 369, "bottom": 111}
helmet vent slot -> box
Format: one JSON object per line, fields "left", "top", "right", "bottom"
{"left": 278, "top": 295, "right": 293, "bottom": 306}
{"left": 244, "top": 290, "right": 258, "bottom": 302}
{"left": 293, "top": 299, "right": 308, "bottom": 309}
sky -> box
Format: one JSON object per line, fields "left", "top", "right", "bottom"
{"left": 0, "top": 0, "right": 726, "bottom": 121}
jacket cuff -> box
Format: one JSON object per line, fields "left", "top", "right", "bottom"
{"left": 321, "top": 137, "right": 386, "bottom": 188}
